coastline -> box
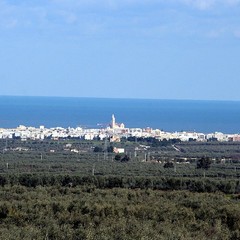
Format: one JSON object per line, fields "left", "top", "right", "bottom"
{"left": 0, "top": 123, "right": 239, "bottom": 142}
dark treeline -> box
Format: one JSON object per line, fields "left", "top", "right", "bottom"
{"left": 0, "top": 174, "right": 240, "bottom": 194}
{"left": 125, "top": 137, "right": 181, "bottom": 147}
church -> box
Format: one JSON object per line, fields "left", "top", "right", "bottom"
{"left": 110, "top": 114, "right": 125, "bottom": 129}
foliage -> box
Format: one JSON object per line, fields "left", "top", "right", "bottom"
{"left": 0, "top": 139, "right": 240, "bottom": 238}
{"left": 126, "top": 137, "right": 181, "bottom": 147}
{"left": 93, "top": 146, "right": 103, "bottom": 152}
{"left": 121, "top": 155, "right": 130, "bottom": 162}
{"left": 114, "top": 154, "right": 121, "bottom": 161}
{"left": 163, "top": 161, "right": 174, "bottom": 168}
{"left": 107, "top": 146, "right": 114, "bottom": 153}
{"left": 197, "top": 157, "right": 212, "bottom": 170}
{"left": 0, "top": 174, "right": 239, "bottom": 194}
{"left": 0, "top": 186, "right": 239, "bottom": 239}
{"left": 114, "top": 154, "right": 130, "bottom": 162}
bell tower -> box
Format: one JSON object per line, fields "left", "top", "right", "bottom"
{"left": 111, "top": 114, "right": 116, "bottom": 129}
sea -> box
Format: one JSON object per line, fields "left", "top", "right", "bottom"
{"left": 0, "top": 96, "right": 240, "bottom": 134}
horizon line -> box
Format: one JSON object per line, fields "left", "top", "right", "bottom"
{"left": 1, "top": 94, "right": 240, "bottom": 103}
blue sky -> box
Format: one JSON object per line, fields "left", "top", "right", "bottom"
{"left": 0, "top": 0, "right": 240, "bottom": 100}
